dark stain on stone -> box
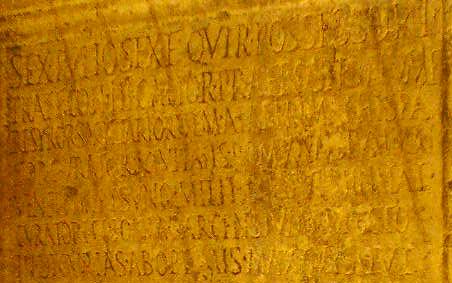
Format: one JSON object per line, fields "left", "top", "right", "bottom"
{"left": 64, "top": 186, "right": 78, "bottom": 198}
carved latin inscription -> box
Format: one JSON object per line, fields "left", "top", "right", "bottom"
{"left": 0, "top": 0, "right": 449, "bottom": 282}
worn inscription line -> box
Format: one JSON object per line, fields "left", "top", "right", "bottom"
{"left": 0, "top": 1, "right": 430, "bottom": 47}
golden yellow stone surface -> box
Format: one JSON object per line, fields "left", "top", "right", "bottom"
{"left": 0, "top": 0, "right": 451, "bottom": 282}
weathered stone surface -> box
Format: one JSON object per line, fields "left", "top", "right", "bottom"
{"left": 0, "top": 0, "right": 450, "bottom": 282}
